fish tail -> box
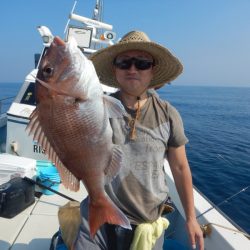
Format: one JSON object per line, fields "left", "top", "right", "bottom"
{"left": 89, "top": 195, "right": 131, "bottom": 238}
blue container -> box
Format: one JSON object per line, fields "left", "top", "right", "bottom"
{"left": 36, "top": 160, "right": 55, "bottom": 168}
{"left": 36, "top": 160, "right": 61, "bottom": 195}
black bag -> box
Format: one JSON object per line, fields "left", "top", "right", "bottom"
{"left": 0, "top": 177, "right": 35, "bottom": 218}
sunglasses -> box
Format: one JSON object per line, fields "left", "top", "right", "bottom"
{"left": 113, "top": 57, "right": 155, "bottom": 70}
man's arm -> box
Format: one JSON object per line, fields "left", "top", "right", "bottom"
{"left": 167, "top": 145, "right": 204, "bottom": 250}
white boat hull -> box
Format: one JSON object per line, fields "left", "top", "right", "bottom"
{"left": 164, "top": 160, "right": 250, "bottom": 249}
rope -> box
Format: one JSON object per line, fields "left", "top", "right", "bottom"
{"left": 201, "top": 223, "right": 250, "bottom": 239}
{"left": 129, "top": 96, "right": 141, "bottom": 140}
{"left": 118, "top": 85, "right": 149, "bottom": 141}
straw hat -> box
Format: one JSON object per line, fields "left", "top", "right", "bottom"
{"left": 90, "top": 31, "right": 183, "bottom": 88}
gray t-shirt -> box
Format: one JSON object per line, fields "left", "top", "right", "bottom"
{"left": 105, "top": 91, "right": 188, "bottom": 225}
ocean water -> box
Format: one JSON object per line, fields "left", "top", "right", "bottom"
{"left": 0, "top": 82, "right": 22, "bottom": 152}
{"left": 0, "top": 82, "right": 249, "bottom": 234}
{"left": 158, "top": 85, "right": 250, "bottom": 234}
{"left": 0, "top": 82, "right": 22, "bottom": 114}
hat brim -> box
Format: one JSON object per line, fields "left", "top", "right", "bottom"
{"left": 90, "top": 41, "right": 183, "bottom": 88}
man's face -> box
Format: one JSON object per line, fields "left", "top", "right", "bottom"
{"left": 114, "top": 50, "right": 154, "bottom": 96}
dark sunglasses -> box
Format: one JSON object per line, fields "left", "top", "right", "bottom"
{"left": 113, "top": 57, "right": 155, "bottom": 70}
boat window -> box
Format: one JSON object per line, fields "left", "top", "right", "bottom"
{"left": 20, "top": 82, "right": 36, "bottom": 106}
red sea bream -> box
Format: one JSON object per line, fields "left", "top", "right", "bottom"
{"left": 26, "top": 36, "right": 131, "bottom": 237}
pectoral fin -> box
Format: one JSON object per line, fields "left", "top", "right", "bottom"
{"left": 103, "top": 95, "right": 128, "bottom": 118}
{"left": 104, "top": 145, "right": 123, "bottom": 184}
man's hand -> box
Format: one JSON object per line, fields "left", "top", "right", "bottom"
{"left": 186, "top": 217, "right": 204, "bottom": 250}
{"left": 167, "top": 145, "right": 204, "bottom": 250}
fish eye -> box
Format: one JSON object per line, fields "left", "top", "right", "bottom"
{"left": 43, "top": 66, "right": 54, "bottom": 77}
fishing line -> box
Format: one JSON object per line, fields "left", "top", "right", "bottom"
{"left": 196, "top": 185, "right": 250, "bottom": 219}
{"left": 35, "top": 77, "right": 70, "bottom": 96}
{"left": 30, "top": 73, "right": 84, "bottom": 100}
{"left": 216, "top": 154, "right": 234, "bottom": 167}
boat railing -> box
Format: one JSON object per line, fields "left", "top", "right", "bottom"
{"left": 0, "top": 96, "right": 16, "bottom": 115}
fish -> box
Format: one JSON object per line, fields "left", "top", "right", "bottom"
{"left": 26, "top": 36, "right": 131, "bottom": 238}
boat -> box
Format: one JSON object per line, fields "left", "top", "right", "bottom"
{"left": 0, "top": 1, "right": 249, "bottom": 249}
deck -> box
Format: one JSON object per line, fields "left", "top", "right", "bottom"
{"left": 0, "top": 184, "right": 87, "bottom": 250}
{"left": 1, "top": 169, "right": 249, "bottom": 250}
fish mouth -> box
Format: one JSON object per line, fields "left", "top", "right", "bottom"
{"left": 53, "top": 36, "right": 65, "bottom": 46}
{"left": 33, "top": 36, "right": 86, "bottom": 100}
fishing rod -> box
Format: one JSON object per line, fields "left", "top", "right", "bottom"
{"left": 196, "top": 184, "right": 250, "bottom": 219}
{"left": 165, "top": 185, "right": 250, "bottom": 239}
{"left": 185, "top": 144, "right": 248, "bottom": 218}
{"left": 24, "top": 176, "right": 78, "bottom": 202}
{"left": 64, "top": 0, "right": 78, "bottom": 34}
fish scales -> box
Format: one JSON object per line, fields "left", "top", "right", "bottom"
{"left": 26, "top": 36, "right": 131, "bottom": 238}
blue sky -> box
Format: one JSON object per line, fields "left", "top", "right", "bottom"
{"left": 0, "top": 0, "right": 250, "bottom": 86}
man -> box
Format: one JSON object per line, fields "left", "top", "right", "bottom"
{"left": 74, "top": 31, "right": 204, "bottom": 250}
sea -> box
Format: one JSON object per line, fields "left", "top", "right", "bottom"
{"left": 0, "top": 82, "right": 250, "bottom": 235}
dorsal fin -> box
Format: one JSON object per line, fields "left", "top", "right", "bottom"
{"left": 26, "top": 109, "right": 80, "bottom": 191}
{"left": 103, "top": 95, "right": 128, "bottom": 119}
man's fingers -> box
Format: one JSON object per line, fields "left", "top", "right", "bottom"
{"left": 197, "top": 233, "right": 204, "bottom": 250}
{"left": 189, "top": 233, "right": 196, "bottom": 249}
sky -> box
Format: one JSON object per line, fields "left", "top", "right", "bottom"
{"left": 0, "top": 0, "right": 250, "bottom": 87}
